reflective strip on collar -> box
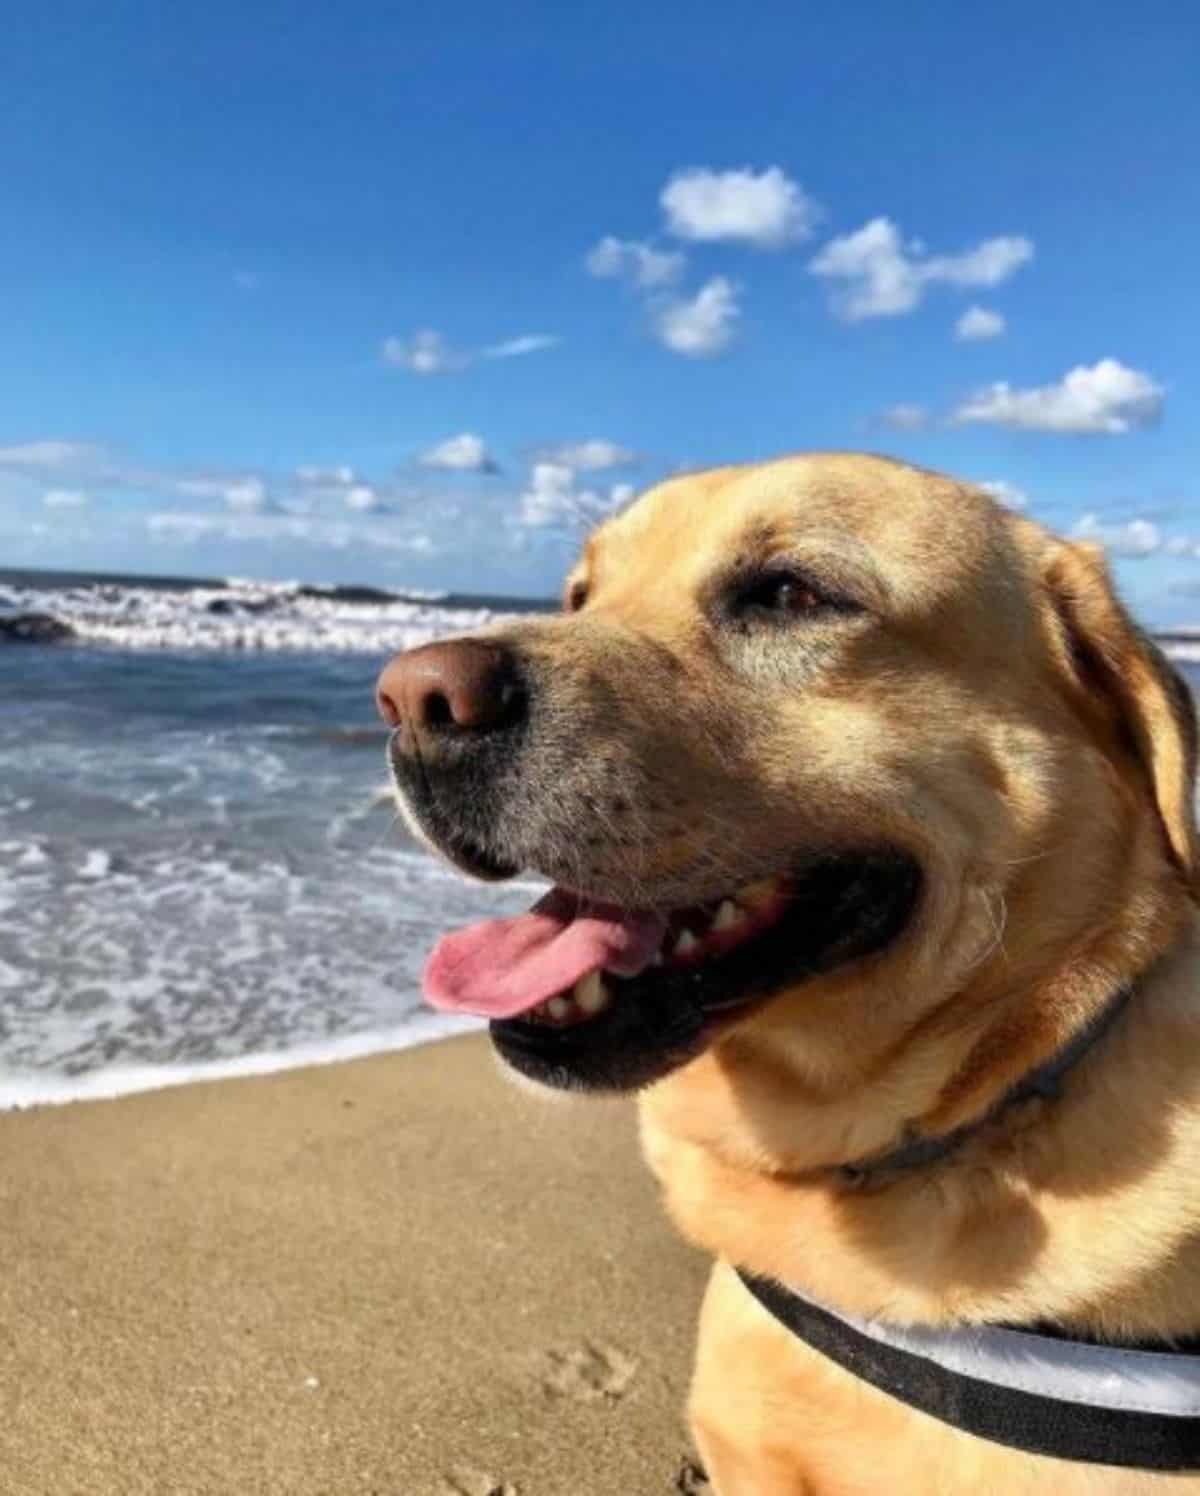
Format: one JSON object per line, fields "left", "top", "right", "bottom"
{"left": 820, "top": 1296, "right": 1200, "bottom": 1417}
{"left": 738, "top": 1270, "right": 1200, "bottom": 1471}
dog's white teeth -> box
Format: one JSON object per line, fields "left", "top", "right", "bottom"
{"left": 575, "top": 971, "right": 610, "bottom": 1015}
{"left": 712, "top": 899, "right": 740, "bottom": 933}
{"left": 674, "top": 928, "right": 700, "bottom": 957}
{"left": 528, "top": 977, "right": 610, "bottom": 1025}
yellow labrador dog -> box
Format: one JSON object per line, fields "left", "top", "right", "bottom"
{"left": 377, "top": 453, "right": 1200, "bottom": 1493}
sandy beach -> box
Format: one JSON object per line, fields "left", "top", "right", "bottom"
{"left": 0, "top": 1033, "right": 710, "bottom": 1495}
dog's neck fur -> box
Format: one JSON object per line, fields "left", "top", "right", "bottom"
{"left": 833, "top": 980, "right": 1135, "bottom": 1186}
{"left": 640, "top": 809, "right": 1200, "bottom": 1342}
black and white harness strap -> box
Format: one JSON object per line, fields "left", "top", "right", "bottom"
{"left": 738, "top": 1271, "right": 1200, "bottom": 1470}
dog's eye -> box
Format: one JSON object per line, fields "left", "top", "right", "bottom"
{"left": 565, "top": 580, "right": 589, "bottom": 613}
{"left": 731, "top": 569, "right": 850, "bottom": 623}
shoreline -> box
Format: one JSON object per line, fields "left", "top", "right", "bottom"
{"left": 0, "top": 1010, "right": 483, "bottom": 1111}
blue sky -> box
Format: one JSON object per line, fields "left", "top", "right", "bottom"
{"left": 3, "top": 0, "right": 1198, "bottom": 621}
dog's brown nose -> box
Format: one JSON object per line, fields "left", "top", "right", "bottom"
{"left": 376, "top": 639, "right": 523, "bottom": 737}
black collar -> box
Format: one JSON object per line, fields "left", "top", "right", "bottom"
{"left": 837, "top": 984, "right": 1133, "bottom": 1186}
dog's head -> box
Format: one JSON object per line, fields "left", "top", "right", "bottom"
{"left": 378, "top": 453, "right": 1197, "bottom": 1104}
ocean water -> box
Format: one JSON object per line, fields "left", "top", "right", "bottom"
{"left": 1, "top": 569, "right": 1196, "bottom": 1109}
{"left": 0, "top": 571, "right": 549, "bottom": 1106}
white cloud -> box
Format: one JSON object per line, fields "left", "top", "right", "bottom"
{"left": 535, "top": 439, "right": 636, "bottom": 471}
{"left": 519, "top": 462, "right": 574, "bottom": 526}
{"left": 381, "top": 329, "right": 466, "bottom": 375}
{"left": 880, "top": 403, "right": 930, "bottom": 432}
{"left": 382, "top": 328, "right": 557, "bottom": 373}
{"left": 587, "top": 234, "right": 736, "bottom": 359}
{"left": 147, "top": 510, "right": 435, "bottom": 554}
{"left": 953, "top": 359, "right": 1165, "bottom": 435}
{"left": 809, "top": 218, "right": 1033, "bottom": 321}
{"left": 811, "top": 219, "right": 921, "bottom": 318}
{"left": 295, "top": 464, "right": 357, "bottom": 486}
{"left": 585, "top": 236, "right": 687, "bottom": 289}
{"left": 0, "top": 440, "right": 287, "bottom": 513}
{"left": 978, "top": 479, "right": 1028, "bottom": 510}
{"left": 518, "top": 463, "right": 631, "bottom": 529}
{"left": 344, "top": 485, "right": 383, "bottom": 512}
{"left": 0, "top": 442, "right": 292, "bottom": 517}
{"left": 0, "top": 435, "right": 505, "bottom": 559}
{"left": 482, "top": 334, "right": 560, "bottom": 359}
{"left": 0, "top": 440, "right": 105, "bottom": 472}
{"left": 419, "top": 433, "right": 499, "bottom": 473}
{"left": 923, "top": 239, "right": 1034, "bottom": 287}
{"left": 661, "top": 166, "right": 821, "bottom": 248}
{"left": 224, "top": 478, "right": 269, "bottom": 511}
{"left": 1073, "top": 513, "right": 1161, "bottom": 556}
{"left": 656, "top": 276, "right": 740, "bottom": 358}
{"left": 955, "top": 305, "right": 1006, "bottom": 341}
{"left": 175, "top": 475, "right": 270, "bottom": 510}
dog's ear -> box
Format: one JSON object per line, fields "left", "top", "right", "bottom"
{"left": 1043, "top": 540, "right": 1198, "bottom": 888}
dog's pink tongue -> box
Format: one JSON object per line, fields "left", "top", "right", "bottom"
{"left": 423, "top": 889, "right": 667, "bottom": 1019}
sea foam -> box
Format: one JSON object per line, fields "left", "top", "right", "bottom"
{"left": 0, "top": 1011, "right": 482, "bottom": 1110}
{"left": 0, "top": 576, "right": 509, "bottom": 653}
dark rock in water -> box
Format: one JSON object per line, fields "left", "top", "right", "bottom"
{"left": 0, "top": 612, "right": 74, "bottom": 644}
{"left": 205, "top": 595, "right": 276, "bottom": 615}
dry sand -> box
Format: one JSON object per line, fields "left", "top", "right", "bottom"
{"left": 0, "top": 1033, "right": 712, "bottom": 1495}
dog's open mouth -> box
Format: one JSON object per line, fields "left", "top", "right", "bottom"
{"left": 516, "top": 878, "right": 793, "bottom": 1027}
{"left": 423, "top": 851, "right": 922, "bottom": 1092}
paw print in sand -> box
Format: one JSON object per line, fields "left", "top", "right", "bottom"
{"left": 537, "top": 1340, "right": 639, "bottom": 1402}
{"left": 440, "top": 1467, "right": 519, "bottom": 1496}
